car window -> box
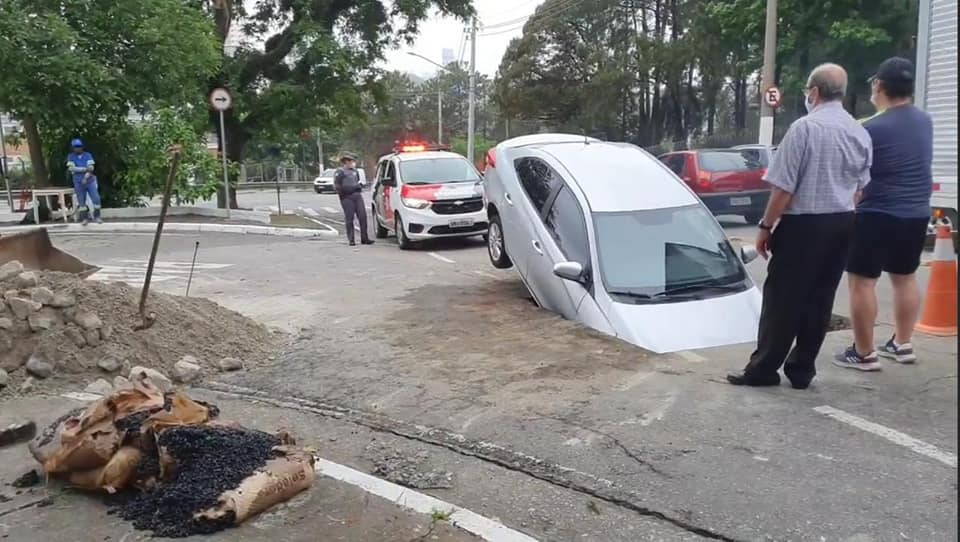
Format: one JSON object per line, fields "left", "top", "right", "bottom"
{"left": 514, "top": 157, "right": 561, "bottom": 213}
{"left": 697, "top": 151, "right": 764, "bottom": 172}
{"left": 385, "top": 162, "right": 397, "bottom": 182}
{"left": 544, "top": 187, "right": 590, "bottom": 267}
{"left": 593, "top": 204, "right": 746, "bottom": 296}
{"left": 399, "top": 157, "right": 480, "bottom": 185}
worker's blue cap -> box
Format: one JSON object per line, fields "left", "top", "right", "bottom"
{"left": 71, "top": 138, "right": 84, "bottom": 147}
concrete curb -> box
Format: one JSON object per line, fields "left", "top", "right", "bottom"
{"left": 0, "top": 221, "right": 338, "bottom": 238}
{"left": 101, "top": 206, "right": 272, "bottom": 224}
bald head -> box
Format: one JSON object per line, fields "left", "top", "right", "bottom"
{"left": 807, "top": 63, "right": 848, "bottom": 102}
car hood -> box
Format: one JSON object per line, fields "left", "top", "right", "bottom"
{"left": 605, "top": 287, "right": 762, "bottom": 354}
{"left": 402, "top": 181, "right": 483, "bottom": 202}
{"left": 314, "top": 177, "right": 334, "bottom": 183}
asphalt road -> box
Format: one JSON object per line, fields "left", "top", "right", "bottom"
{"left": 14, "top": 192, "right": 958, "bottom": 542}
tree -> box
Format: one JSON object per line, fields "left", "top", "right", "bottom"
{"left": 205, "top": 0, "right": 474, "bottom": 208}
{"left": 0, "top": 0, "right": 221, "bottom": 188}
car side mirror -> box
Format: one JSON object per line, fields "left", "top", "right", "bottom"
{"left": 740, "top": 245, "right": 759, "bottom": 264}
{"left": 553, "top": 261, "right": 585, "bottom": 283}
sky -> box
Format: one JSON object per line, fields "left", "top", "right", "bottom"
{"left": 381, "top": 0, "right": 546, "bottom": 77}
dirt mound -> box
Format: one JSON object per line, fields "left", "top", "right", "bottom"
{"left": 0, "top": 262, "right": 275, "bottom": 393}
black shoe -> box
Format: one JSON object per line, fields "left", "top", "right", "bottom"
{"left": 361, "top": 239, "right": 375, "bottom": 245}
{"left": 726, "top": 372, "right": 780, "bottom": 387}
{"left": 787, "top": 378, "right": 812, "bottom": 390}
{"left": 349, "top": 241, "right": 356, "bottom": 246}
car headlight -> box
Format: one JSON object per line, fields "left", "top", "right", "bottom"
{"left": 401, "top": 197, "right": 430, "bottom": 209}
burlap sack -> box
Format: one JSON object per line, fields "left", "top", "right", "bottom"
{"left": 68, "top": 446, "right": 143, "bottom": 493}
{"left": 194, "top": 449, "right": 316, "bottom": 525}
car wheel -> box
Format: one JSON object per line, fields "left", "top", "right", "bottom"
{"left": 314, "top": 187, "right": 322, "bottom": 194}
{"left": 374, "top": 205, "right": 388, "bottom": 239}
{"left": 396, "top": 214, "right": 413, "bottom": 250}
{"left": 487, "top": 213, "right": 512, "bottom": 269}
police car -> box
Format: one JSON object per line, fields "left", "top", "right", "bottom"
{"left": 371, "top": 143, "right": 486, "bottom": 249}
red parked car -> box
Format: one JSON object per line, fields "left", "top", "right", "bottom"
{"left": 658, "top": 148, "right": 771, "bottom": 224}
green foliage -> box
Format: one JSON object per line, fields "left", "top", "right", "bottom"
{"left": 119, "top": 108, "right": 220, "bottom": 205}
{"left": 451, "top": 135, "right": 495, "bottom": 167}
{"left": 0, "top": 0, "right": 221, "bottom": 187}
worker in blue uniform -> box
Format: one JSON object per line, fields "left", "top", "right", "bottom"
{"left": 66, "top": 138, "right": 102, "bottom": 224}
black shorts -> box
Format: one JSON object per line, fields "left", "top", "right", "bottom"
{"left": 846, "top": 212, "right": 929, "bottom": 278}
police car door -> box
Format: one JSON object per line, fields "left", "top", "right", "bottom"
{"left": 373, "top": 160, "right": 387, "bottom": 225}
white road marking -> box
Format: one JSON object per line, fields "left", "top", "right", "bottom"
{"left": 814, "top": 405, "right": 957, "bottom": 468}
{"left": 296, "top": 216, "right": 339, "bottom": 234}
{"left": 474, "top": 270, "right": 498, "bottom": 279}
{"left": 428, "top": 252, "right": 456, "bottom": 264}
{"left": 315, "top": 458, "right": 538, "bottom": 542}
{"left": 90, "top": 260, "right": 233, "bottom": 287}
{"left": 301, "top": 207, "right": 320, "bottom": 217}
{"left": 675, "top": 350, "right": 707, "bottom": 363}
{"left": 321, "top": 206, "right": 338, "bottom": 214}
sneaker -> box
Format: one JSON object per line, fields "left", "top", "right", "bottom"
{"left": 361, "top": 239, "right": 375, "bottom": 245}
{"left": 349, "top": 241, "right": 356, "bottom": 247}
{"left": 833, "top": 345, "right": 882, "bottom": 371}
{"left": 878, "top": 336, "right": 917, "bottom": 364}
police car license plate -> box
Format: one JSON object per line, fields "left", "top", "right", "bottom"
{"left": 449, "top": 218, "right": 474, "bottom": 229}
{"left": 730, "top": 196, "right": 751, "bottom": 206}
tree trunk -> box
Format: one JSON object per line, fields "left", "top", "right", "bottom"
{"left": 22, "top": 116, "right": 49, "bottom": 186}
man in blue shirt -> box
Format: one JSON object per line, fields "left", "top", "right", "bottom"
{"left": 66, "top": 138, "right": 102, "bottom": 225}
{"left": 836, "top": 57, "right": 933, "bottom": 370}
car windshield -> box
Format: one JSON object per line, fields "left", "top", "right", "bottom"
{"left": 321, "top": 169, "right": 336, "bottom": 178}
{"left": 594, "top": 204, "right": 747, "bottom": 299}
{"left": 399, "top": 157, "right": 480, "bottom": 185}
{"left": 698, "top": 150, "right": 764, "bottom": 172}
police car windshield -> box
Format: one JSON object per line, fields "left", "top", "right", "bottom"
{"left": 400, "top": 157, "right": 480, "bottom": 185}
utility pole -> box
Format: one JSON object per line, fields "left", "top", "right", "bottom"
{"left": 0, "top": 115, "right": 13, "bottom": 212}
{"left": 315, "top": 128, "right": 323, "bottom": 170}
{"left": 438, "top": 86, "right": 443, "bottom": 145}
{"left": 758, "top": 0, "right": 778, "bottom": 146}
{"left": 467, "top": 17, "right": 477, "bottom": 164}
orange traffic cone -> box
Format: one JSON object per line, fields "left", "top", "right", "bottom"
{"left": 916, "top": 224, "right": 958, "bottom": 336}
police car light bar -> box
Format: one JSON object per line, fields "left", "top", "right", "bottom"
{"left": 394, "top": 142, "right": 451, "bottom": 153}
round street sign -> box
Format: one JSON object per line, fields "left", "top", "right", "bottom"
{"left": 210, "top": 88, "right": 232, "bottom": 111}
{"left": 764, "top": 86, "right": 782, "bottom": 108}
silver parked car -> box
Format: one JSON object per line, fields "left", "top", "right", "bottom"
{"left": 482, "top": 134, "right": 763, "bottom": 354}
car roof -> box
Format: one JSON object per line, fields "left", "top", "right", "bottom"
{"left": 533, "top": 142, "right": 699, "bottom": 212}
{"left": 498, "top": 133, "right": 602, "bottom": 149}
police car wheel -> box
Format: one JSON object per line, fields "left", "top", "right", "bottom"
{"left": 374, "top": 206, "right": 388, "bottom": 238}
{"left": 396, "top": 214, "right": 412, "bottom": 250}
{"left": 314, "top": 187, "right": 322, "bottom": 193}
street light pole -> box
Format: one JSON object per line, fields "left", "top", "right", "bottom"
{"left": 758, "top": 0, "right": 778, "bottom": 146}
{"left": 467, "top": 17, "right": 477, "bottom": 164}
{"left": 406, "top": 51, "right": 450, "bottom": 146}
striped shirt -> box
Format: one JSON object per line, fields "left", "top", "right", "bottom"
{"left": 764, "top": 101, "right": 873, "bottom": 215}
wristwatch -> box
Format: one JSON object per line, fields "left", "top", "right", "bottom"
{"left": 758, "top": 220, "right": 773, "bottom": 231}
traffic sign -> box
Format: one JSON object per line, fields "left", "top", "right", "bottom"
{"left": 209, "top": 88, "right": 232, "bottom": 111}
{"left": 763, "top": 86, "right": 782, "bottom": 108}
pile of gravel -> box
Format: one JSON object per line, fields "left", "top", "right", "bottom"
{"left": 0, "top": 261, "right": 276, "bottom": 394}
{"left": 109, "top": 425, "right": 281, "bottom": 538}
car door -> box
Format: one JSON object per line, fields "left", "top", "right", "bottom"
{"left": 509, "top": 156, "right": 562, "bottom": 286}
{"left": 372, "top": 160, "right": 387, "bottom": 224}
{"left": 382, "top": 161, "right": 399, "bottom": 230}
{"left": 528, "top": 184, "right": 594, "bottom": 319}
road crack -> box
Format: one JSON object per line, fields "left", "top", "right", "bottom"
{"left": 199, "top": 381, "right": 743, "bottom": 541}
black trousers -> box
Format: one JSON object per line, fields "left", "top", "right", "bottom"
{"left": 339, "top": 192, "right": 369, "bottom": 244}
{"left": 744, "top": 212, "right": 855, "bottom": 384}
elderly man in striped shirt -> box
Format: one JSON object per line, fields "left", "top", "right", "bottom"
{"left": 728, "top": 63, "right": 873, "bottom": 390}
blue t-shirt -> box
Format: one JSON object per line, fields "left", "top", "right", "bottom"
{"left": 857, "top": 105, "right": 933, "bottom": 218}
{"left": 66, "top": 151, "right": 95, "bottom": 184}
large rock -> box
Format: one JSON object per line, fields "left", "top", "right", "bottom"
{"left": 100, "top": 324, "right": 114, "bottom": 340}
{"left": 73, "top": 311, "right": 102, "bottom": 330}
{"left": 2, "top": 290, "right": 18, "bottom": 302}
{"left": 0, "top": 261, "right": 23, "bottom": 282}
{"left": 49, "top": 294, "right": 77, "bottom": 308}
{"left": 29, "top": 287, "right": 55, "bottom": 306}
{"left": 15, "top": 272, "right": 38, "bottom": 289}
{"left": 64, "top": 326, "right": 86, "bottom": 347}
{"left": 25, "top": 355, "right": 54, "bottom": 379}
{"left": 172, "top": 356, "right": 202, "bottom": 383}
{"left": 129, "top": 366, "right": 172, "bottom": 393}
{"left": 84, "top": 378, "right": 114, "bottom": 396}
{"left": 218, "top": 357, "right": 244, "bottom": 372}
{"left": 97, "top": 357, "right": 122, "bottom": 373}
{"left": 8, "top": 297, "right": 41, "bottom": 320}
{"left": 28, "top": 313, "right": 54, "bottom": 332}
{"left": 0, "top": 368, "right": 8, "bottom": 388}
{"left": 0, "top": 317, "right": 12, "bottom": 330}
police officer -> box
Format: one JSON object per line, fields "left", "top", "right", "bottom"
{"left": 66, "top": 138, "right": 102, "bottom": 225}
{"left": 334, "top": 154, "right": 373, "bottom": 246}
